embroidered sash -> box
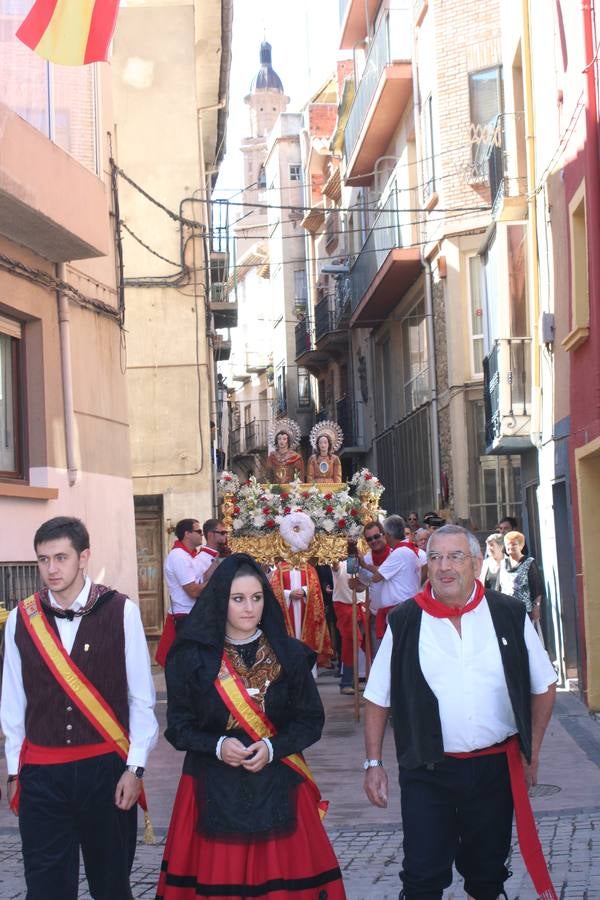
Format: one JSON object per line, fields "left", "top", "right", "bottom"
{"left": 14, "top": 594, "right": 148, "bottom": 814}
{"left": 214, "top": 651, "right": 328, "bottom": 819}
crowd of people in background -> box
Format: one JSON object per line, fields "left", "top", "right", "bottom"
{"left": 0, "top": 502, "right": 553, "bottom": 900}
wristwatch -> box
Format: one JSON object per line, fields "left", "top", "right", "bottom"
{"left": 363, "top": 759, "right": 383, "bottom": 770}
{"left": 126, "top": 765, "right": 145, "bottom": 778}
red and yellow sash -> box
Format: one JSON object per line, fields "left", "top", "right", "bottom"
{"left": 14, "top": 594, "right": 149, "bottom": 816}
{"left": 214, "top": 652, "right": 328, "bottom": 820}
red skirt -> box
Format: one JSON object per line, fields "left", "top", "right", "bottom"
{"left": 156, "top": 774, "right": 346, "bottom": 899}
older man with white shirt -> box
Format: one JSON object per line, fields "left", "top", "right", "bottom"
{"left": 0, "top": 516, "right": 158, "bottom": 900}
{"left": 363, "top": 524, "right": 557, "bottom": 900}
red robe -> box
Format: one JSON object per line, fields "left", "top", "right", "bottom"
{"left": 270, "top": 562, "right": 333, "bottom": 664}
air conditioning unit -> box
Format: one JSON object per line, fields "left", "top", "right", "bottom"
{"left": 211, "top": 283, "right": 227, "bottom": 302}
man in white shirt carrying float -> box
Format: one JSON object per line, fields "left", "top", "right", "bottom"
{"left": 157, "top": 517, "right": 225, "bottom": 665}
{"left": 0, "top": 516, "right": 159, "bottom": 900}
{"left": 363, "top": 524, "right": 557, "bottom": 900}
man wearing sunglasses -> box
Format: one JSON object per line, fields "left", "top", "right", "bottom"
{"left": 157, "top": 519, "right": 219, "bottom": 666}
{"left": 363, "top": 524, "right": 557, "bottom": 900}
{"left": 196, "top": 519, "right": 230, "bottom": 581}
{"left": 358, "top": 516, "right": 423, "bottom": 648}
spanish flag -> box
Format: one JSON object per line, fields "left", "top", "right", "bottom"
{"left": 16, "top": 0, "right": 120, "bottom": 66}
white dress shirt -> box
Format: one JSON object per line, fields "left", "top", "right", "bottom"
{"left": 0, "top": 577, "right": 159, "bottom": 773}
{"left": 194, "top": 546, "right": 219, "bottom": 582}
{"left": 364, "top": 593, "right": 557, "bottom": 753}
{"left": 164, "top": 546, "right": 199, "bottom": 614}
{"left": 358, "top": 551, "right": 385, "bottom": 611}
{"left": 360, "top": 545, "right": 422, "bottom": 612}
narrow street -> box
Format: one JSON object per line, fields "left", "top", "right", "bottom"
{"left": 1, "top": 670, "right": 599, "bottom": 899}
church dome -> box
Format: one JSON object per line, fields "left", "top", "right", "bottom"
{"left": 249, "top": 41, "right": 284, "bottom": 93}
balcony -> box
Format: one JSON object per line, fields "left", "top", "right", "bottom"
{"left": 0, "top": 101, "right": 109, "bottom": 261}
{"left": 213, "top": 334, "right": 231, "bottom": 361}
{"left": 483, "top": 338, "right": 533, "bottom": 453}
{"left": 295, "top": 315, "right": 329, "bottom": 370}
{"left": 344, "top": 8, "right": 413, "bottom": 185}
{"left": 314, "top": 293, "right": 349, "bottom": 352}
{"left": 210, "top": 283, "right": 238, "bottom": 329}
{"left": 231, "top": 420, "right": 270, "bottom": 458}
{"left": 336, "top": 396, "right": 367, "bottom": 453}
{"left": 339, "top": 0, "right": 382, "bottom": 50}
{"left": 486, "top": 113, "right": 528, "bottom": 221}
{"left": 349, "top": 179, "right": 422, "bottom": 327}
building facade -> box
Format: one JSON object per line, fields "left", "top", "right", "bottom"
{"left": 112, "top": 0, "right": 232, "bottom": 650}
{"left": 0, "top": 5, "right": 137, "bottom": 601}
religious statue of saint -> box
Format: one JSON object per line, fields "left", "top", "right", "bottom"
{"left": 265, "top": 419, "right": 304, "bottom": 484}
{"left": 306, "top": 421, "right": 343, "bottom": 484}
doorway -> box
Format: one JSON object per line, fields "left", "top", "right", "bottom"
{"left": 134, "top": 495, "right": 164, "bottom": 657}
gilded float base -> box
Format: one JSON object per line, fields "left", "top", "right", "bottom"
{"left": 229, "top": 532, "right": 367, "bottom": 566}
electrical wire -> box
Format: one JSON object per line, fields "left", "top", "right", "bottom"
{"left": 120, "top": 221, "right": 183, "bottom": 268}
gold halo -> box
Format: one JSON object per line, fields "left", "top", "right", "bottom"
{"left": 309, "top": 420, "right": 344, "bottom": 453}
{"left": 268, "top": 417, "right": 302, "bottom": 451}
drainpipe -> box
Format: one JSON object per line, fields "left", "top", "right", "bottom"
{"left": 57, "top": 263, "right": 78, "bottom": 486}
{"left": 521, "top": 0, "right": 541, "bottom": 440}
{"left": 424, "top": 258, "right": 441, "bottom": 508}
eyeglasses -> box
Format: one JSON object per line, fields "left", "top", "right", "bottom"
{"left": 426, "top": 551, "right": 472, "bottom": 564}
{"left": 191, "top": 529, "right": 203, "bottom": 534}
{"left": 365, "top": 533, "right": 383, "bottom": 543}
{"left": 210, "top": 530, "right": 228, "bottom": 536}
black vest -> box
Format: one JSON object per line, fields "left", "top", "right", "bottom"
{"left": 388, "top": 590, "right": 532, "bottom": 769}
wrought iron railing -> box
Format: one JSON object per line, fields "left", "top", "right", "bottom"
{"left": 295, "top": 317, "right": 314, "bottom": 358}
{"left": 344, "top": 6, "right": 412, "bottom": 165}
{"left": 0, "top": 563, "right": 39, "bottom": 610}
{"left": 485, "top": 112, "right": 527, "bottom": 213}
{"left": 231, "top": 420, "right": 270, "bottom": 457}
{"left": 349, "top": 176, "right": 412, "bottom": 313}
{"left": 483, "top": 337, "right": 531, "bottom": 448}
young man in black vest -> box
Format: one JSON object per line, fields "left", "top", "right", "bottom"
{"left": 0, "top": 516, "right": 158, "bottom": 900}
{"left": 363, "top": 524, "right": 557, "bottom": 900}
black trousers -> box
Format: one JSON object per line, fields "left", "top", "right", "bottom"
{"left": 19, "top": 752, "right": 137, "bottom": 900}
{"left": 398, "top": 754, "right": 513, "bottom": 900}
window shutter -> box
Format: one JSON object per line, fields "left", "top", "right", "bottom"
{"left": 0, "top": 315, "right": 22, "bottom": 340}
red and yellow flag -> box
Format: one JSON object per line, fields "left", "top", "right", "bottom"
{"left": 16, "top": 0, "right": 120, "bottom": 66}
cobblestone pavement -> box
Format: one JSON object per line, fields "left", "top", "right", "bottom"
{"left": 1, "top": 674, "right": 600, "bottom": 898}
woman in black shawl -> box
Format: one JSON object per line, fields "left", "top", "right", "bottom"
{"left": 156, "top": 553, "right": 345, "bottom": 900}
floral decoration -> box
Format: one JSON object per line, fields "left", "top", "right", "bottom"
{"left": 349, "top": 468, "right": 385, "bottom": 499}
{"left": 224, "top": 475, "right": 368, "bottom": 538}
{"left": 217, "top": 471, "right": 240, "bottom": 496}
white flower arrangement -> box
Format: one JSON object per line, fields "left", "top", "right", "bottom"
{"left": 349, "top": 468, "right": 385, "bottom": 499}
{"left": 279, "top": 512, "right": 315, "bottom": 551}
{"left": 217, "top": 471, "right": 240, "bottom": 496}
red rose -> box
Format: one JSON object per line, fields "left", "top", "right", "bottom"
{"left": 262, "top": 507, "right": 271, "bottom": 514}
{"left": 265, "top": 519, "right": 276, "bottom": 529}
{"left": 324, "top": 493, "right": 333, "bottom": 500}
{"left": 233, "top": 506, "right": 241, "bottom": 515}
{"left": 302, "top": 492, "right": 309, "bottom": 499}
{"left": 365, "top": 473, "right": 373, "bottom": 480}
{"left": 350, "top": 508, "right": 359, "bottom": 517}
{"left": 281, "top": 493, "right": 289, "bottom": 500}
{"left": 338, "top": 518, "right": 347, "bottom": 528}
{"left": 325, "top": 505, "right": 334, "bottom": 513}
{"left": 284, "top": 506, "right": 291, "bottom": 514}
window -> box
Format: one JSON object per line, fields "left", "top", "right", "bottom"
{"left": 467, "top": 400, "right": 522, "bottom": 532}
{"left": 293, "top": 269, "right": 308, "bottom": 304}
{"left": 507, "top": 224, "right": 528, "bottom": 336}
{"left": 0, "top": 315, "right": 23, "bottom": 478}
{"left": 563, "top": 182, "right": 590, "bottom": 350}
{"left": 402, "top": 300, "right": 430, "bottom": 415}
{"left": 468, "top": 256, "right": 484, "bottom": 375}
{"left": 275, "top": 364, "right": 287, "bottom": 414}
{"left": 0, "top": 6, "right": 98, "bottom": 172}
{"left": 289, "top": 164, "right": 302, "bottom": 182}
{"left": 421, "top": 95, "right": 436, "bottom": 201}
{"left": 469, "top": 67, "right": 503, "bottom": 177}
{"left": 257, "top": 164, "right": 266, "bottom": 189}
{"left": 297, "top": 369, "right": 311, "bottom": 407}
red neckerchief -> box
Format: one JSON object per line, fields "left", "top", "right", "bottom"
{"left": 413, "top": 579, "right": 485, "bottom": 618}
{"left": 199, "top": 546, "right": 219, "bottom": 558}
{"left": 398, "top": 539, "right": 421, "bottom": 558}
{"left": 172, "top": 540, "right": 197, "bottom": 558}
{"left": 371, "top": 544, "right": 391, "bottom": 566}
